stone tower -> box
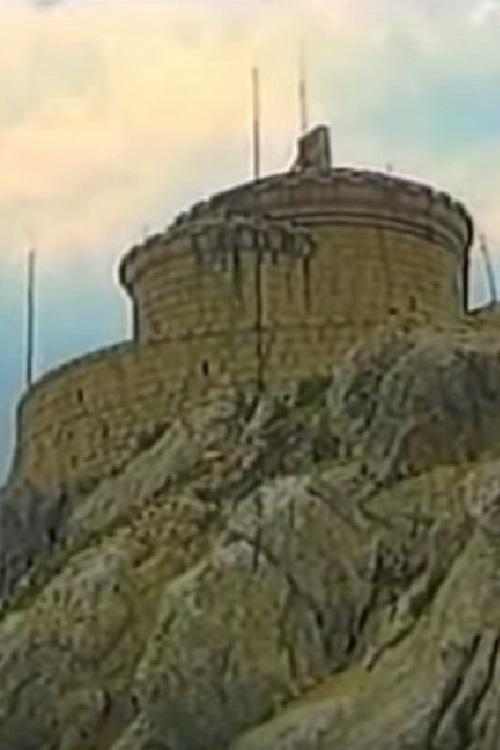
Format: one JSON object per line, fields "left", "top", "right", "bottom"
{"left": 9, "top": 126, "right": 474, "bottom": 493}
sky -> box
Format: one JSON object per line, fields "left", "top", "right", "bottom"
{"left": 1, "top": 0, "right": 500, "bottom": 481}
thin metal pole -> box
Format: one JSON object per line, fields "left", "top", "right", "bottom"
{"left": 480, "top": 234, "right": 497, "bottom": 305}
{"left": 252, "top": 66, "right": 261, "bottom": 180}
{"left": 299, "top": 41, "right": 308, "bottom": 134}
{"left": 26, "top": 247, "right": 36, "bottom": 389}
{"left": 251, "top": 66, "right": 264, "bottom": 389}
{"left": 462, "top": 244, "right": 470, "bottom": 314}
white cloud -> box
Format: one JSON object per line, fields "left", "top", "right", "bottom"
{"left": 0, "top": 2, "right": 317, "bottom": 261}
{"left": 3, "top": 0, "right": 500, "bottom": 479}
{"left": 469, "top": 0, "right": 500, "bottom": 25}
{"left": 0, "top": 0, "right": 499, "bottom": 281}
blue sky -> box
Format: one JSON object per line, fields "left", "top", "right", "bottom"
{"left": 1, "top": 0, "right": 500, "bottom": 481}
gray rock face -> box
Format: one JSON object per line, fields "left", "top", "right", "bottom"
{"left": 0, "top": 483, "right": 71, "bottom": 600}
{"left": 2, "top": 325, "right": 500, "bottom": 749}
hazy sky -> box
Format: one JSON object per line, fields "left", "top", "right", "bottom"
{"left": 1, "top": 0, "right": 500, "bottom": 480}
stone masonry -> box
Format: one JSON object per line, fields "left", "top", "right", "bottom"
{"left": 7, "top": 125, "right": 477, "bottom": 494}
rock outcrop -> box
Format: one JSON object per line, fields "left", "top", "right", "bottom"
{"left": 2, "top": 324, "right": 500, "bottom": 749}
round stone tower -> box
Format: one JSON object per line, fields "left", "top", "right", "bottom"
{"left": 120, "top": 126, "right": 473, "bottom": 355}
{"left": 8, "top": 126, "right": 475, "bottom": 494}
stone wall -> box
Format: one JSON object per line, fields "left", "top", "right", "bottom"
{"left": 121, "top": 168, "right": 472, "bottom": 345}
{"left": 133, "top": 238, "right": 260, "bottom": 342}
{"left": 125, "top": 216, "right": 465, "bottom": 349}
{"left": 125, "top": 214, "right": 312, "bottom": 343}
{"left": 10, "top": 229, "right": 466, "bottom": 492}
{"left": 11, "top": 322, "right": 371, "bottom": 492}
{"left": 297, "top": 226, "right": 462, "bottom": 326}
{"left": 11, "top": 333, "right": 260, "bottom": 492}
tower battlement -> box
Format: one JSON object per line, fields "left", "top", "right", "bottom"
{"left": 177, "top": 165, "right": 472, "bottom": 253}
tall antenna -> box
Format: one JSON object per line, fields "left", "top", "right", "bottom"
{"left": 298, "top": 41, "right": 309, "bottom": 134}
{"left": 252, "top": 66, "right": 261, "bottom": 180}
{"left": 25, "top": 245, "right": 36, "bottom": 389}
{"left": 480, "top": 233, "right": 498, "bottom": 305}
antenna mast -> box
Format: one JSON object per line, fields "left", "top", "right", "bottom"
{"left": 299, "top": 41, "right": 309, "bottom": 134}
{"left": 252, "top": 66, "right": 261, "bottom": 180}
{"left": 25, "top": 246, "right": 36, "bottom": 389}
{"left": 480, "top": 234, "right": 498, "bottom": 305}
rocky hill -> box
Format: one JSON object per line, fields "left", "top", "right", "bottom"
{"left": 2, "top": 323, "right": 500, "bottom": 749}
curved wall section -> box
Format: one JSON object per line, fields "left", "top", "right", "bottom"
{"left": 12, "top": 334, "right": 261, "bottom": 492}
{"left": 11, "top": 322, "right": 375, "bottom": 492}
{"left": 122, "top": 215, "right": 312, "bottom": 344}
{"left": 292, "top": 226, "right": 463, "bottom": 327}
{"left": 131, "top": 234, "right": 261, "bottom": 342}
{"left": 191, "top": 169, "right": 473, "bottom": 258}
{"left": 120, "top": 168, "right": 473, "bottom": 345}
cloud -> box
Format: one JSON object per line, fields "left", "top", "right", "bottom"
{"left": 1, "top": 0, "right": 499, "bottom": 273}
{"left": 469, "top": 0, "right": 500, "bottom": 25}
{"left": 31, "top": 0, "right": 65, "bottom": 8}
{"left": 1, "top": 0, "right": 500, "bottom": 291}
{"left": 2, "top": 0, "right": 500, "bottom": 479}
{"left": 0, "top": 2, "right": 313, "bottom": 260}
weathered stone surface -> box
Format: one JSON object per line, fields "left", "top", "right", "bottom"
{"left": 16, "top": 144, "right": 472, "bottom": 494}
{"left": 2, "top": 327, "right": 500, "bottom": 749}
